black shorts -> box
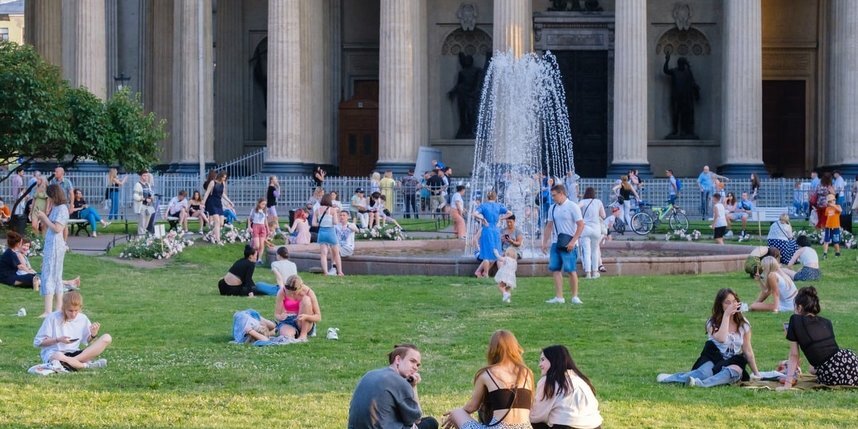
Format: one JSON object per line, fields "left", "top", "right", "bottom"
{"left": 714, "top": 226, "right": 727, "bottom": 239}
{"left": 61, "top": 350, "right": 83, "bottom": 371}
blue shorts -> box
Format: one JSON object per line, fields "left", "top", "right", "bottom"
{"left": 317, "top": 226, "right": 337, "bottom": 245}
{"left": 824, "top": 228, "right": 841, "bottom": 244}
{"left": 276, "top": 315, "right": 316, "bottom": 338}
{"left": 548, "top": 242, "right": 578, "bottom": 273}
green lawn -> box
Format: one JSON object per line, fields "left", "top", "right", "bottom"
{"left": 1, "top": 241, "right": 856, "bottom": 428}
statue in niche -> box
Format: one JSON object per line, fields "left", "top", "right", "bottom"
{"left": 249, "top": 37, "right": 268, "bottom": 127}
{"left": 663, "top": 52, "right": 700, "bottom": 139}
{"left": 448, "top": 52, "right": 482, "bottom": 139}
{"left": 548, "top": 0, "right": 569, "bottom": 11}
{"left": 584, "top": 0, "right": 602, "bottom": 12}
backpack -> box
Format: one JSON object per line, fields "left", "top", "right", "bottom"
{"left": 675, "top": 178, "right": 683, "bottom": 192}
{"left": 815, "top": 187, "right": 830, "bottom": 209}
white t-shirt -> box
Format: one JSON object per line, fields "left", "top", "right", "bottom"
{"left": 451, "top": 192, "right": 464, "bottom": 213}
{"left": 713, "top": 203, "right": 728, "bottom": 227}
{"left": 578, "top": 198, "right": 604, "bottom": 230}
{"left": 166, "top": 196, "right": 188, "bottom": 215}
{"left": 336, "top": 222, "right": 357, "bottom": 257}
{"left": 271, "top": 259, "right": 297, "bottom": 283}
{"left": 33, "top": 311, "right": 92, "bottom": 363}
{"left": 548, "top": 199, "right": 583, "bottom": 243}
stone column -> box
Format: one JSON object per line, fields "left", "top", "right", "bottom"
{"left": 719, "top": 0, "right": 765, "bottom": 177}
{"left": 71, "top": 0, "right": 107, "bottom": 99}
{"left": 146, "top": 0, "right": 174, "bottom": 167}
{"left": 214, "top": 0, "right": 244, "bottom": 163}
{"left": 264, "top": 0, "right": 305, "bottom": 173}
{"left": 171, "top": 0, "right": 214, "bottom": 172}
{"left": 608, "top": 0, "right": 651, "bottom": 177}
{"left": 493, "top": 0, "right": 532, "bottom": 58}
{"left": 413, "top": 0, "right": 429, "bottom": 158}
{"left": 301, "top": 0, "right": 328, "bottom": 166}
{"left": 106, "top": 0, "right": 119, "bottom": 99}
{"left": 24, "top": 0, "right": 63, "bottom": 67}
{"left": 826, "top": 0, "right": 858, "bottom": 175}
{"left": 377, "top": 0, "right": 422, "bottom": 173}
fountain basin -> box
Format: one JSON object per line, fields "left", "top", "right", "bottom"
{"left": 273, "top": 240, "right": 753, "bottom": 277}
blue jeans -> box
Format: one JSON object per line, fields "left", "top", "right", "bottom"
{"left": 404, "top": 193, "right": 418, "bottom": 219}
{"left": 660, "top": 361, "right": 741, "bottom": 387}
{"left": 224, "top": 209, "right": 237, "bottom": 224}
{"left": 79, "top": 208, "right": 103, "bottom": 232}
{"left": 700, "top": 191, "right": 711, "bottom": 218}
{"left": 253, "top": 281, "right": 279, "bottom": 296}
{"left": 108, "top": 190, "right": 120, "bottom": 220}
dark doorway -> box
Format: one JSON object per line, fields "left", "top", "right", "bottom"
{"left": 763, "top": 80, "right": 805, "bottom": 177}
{"left": 338, "top": 80, "right": 379, "bottom": 176}
{"left": 553, "top": 51, "right": 609, "bottom": 177}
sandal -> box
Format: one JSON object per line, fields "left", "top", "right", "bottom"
{"left": 598, "top": 265, "right": 607, "bottom": 273}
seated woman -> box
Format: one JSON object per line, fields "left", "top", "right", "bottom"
{"left": 782, "top": 235, "right": 821, "bottom": 282}
{"left": 531, "top": 345, "right": 603, "bottom": 429}
{"left": 217, "top": 245, "right": 278, "bottom": 297}
{"left": 33, "top": 291, "right": 112, "bottom": 371}
{"left": 766, "top": 213, "right": 797, "bottom": 265}
{"left": 288, "top": 209, "right": 311, "bottom": 245}
{"left": 780, "top": 286, "right": 858, "bottom": 388}
{"left": 188, "top": 191, "right": 209, "bottom": 234}
{"left": 658, "top": 288, "right": 761, "bottom": 387}
{"left": 750, "top": 256, "right": 797, "bottom": 313}
{"left": 0, "top": 231, "right": 40, "bottom": 290}
{"left": 231, "top": 309, "right": 276, "bottom": 344}
{"left": 443, "top": 330, "right": 533, "bottom": 429}
{"left": 274, "top": 275, "right": 321, "bottom": 341}
{"left": 70, "top": 189, "right": 111, "bottom": 237}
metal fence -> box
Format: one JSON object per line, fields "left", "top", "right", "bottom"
{"left": 0, "top": 172, "right": 850, "bottom": 220}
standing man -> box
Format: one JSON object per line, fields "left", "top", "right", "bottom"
{"left": 542, "top": 184, "right": 585, "bottom": 305}
{"left": 10, "top": 167, "right": 24, "bottom": 203}
{"left": 348, "top": 344, "right": 438, "bottom": 429}
{"left": 400, "top": 170, "right": 420, "bottom": 219}
{"left": 697, "top": 165, "right": 714, "bottom": 220}
{"left": 833, "top": 171, "right": 846, "bottom": 206}
{"left": 426, "top": 169, "right": 446, "bottom": 214}
{"left": 667, "top": 169, "right": 678, "bottom": 206}
{"left": 50, "top": 167, "right": 74, "bottom": 240}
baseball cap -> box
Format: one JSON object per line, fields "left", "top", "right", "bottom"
{"left": 355, "top": 188, "right": 365, "bottom": 193}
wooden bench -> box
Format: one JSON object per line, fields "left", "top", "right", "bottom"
{"left": 750, "top": 207, "right": 789, "bottom": 222}
{"left": 67, "top": 218, "right": 90, "bottom": 236}
{"left": 158, "top": 204, "right": 200, "bottom": 231}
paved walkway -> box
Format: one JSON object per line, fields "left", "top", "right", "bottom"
{"left": 66, "top": 233, "right": 128, "bottom": 256}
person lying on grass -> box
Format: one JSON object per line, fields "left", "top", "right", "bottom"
{"left": 33, "top": 291, "right": 112, "bottom": 371}
{"left": 232, "top": 309, "right": 277, "bottom": 343}
{"left": 274, "top": 275, "right": 321, "bottom": 342}
{"left": 657, "top": 288, "right": 761, "bottom": 387}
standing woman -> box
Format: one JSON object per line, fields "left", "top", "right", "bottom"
{"left": 578, "top": 187, "right": 606, "bottom": 280}
{"left": 380, "top": 170, "right": 397, "bottom": 214}
{"left": 370, "top": 171, "right": 382, "bottom": 195}
{"left": 749, "top": 173, "right": 761, "bottom": 202}
{"left": 531, "top": 345, "right": 603, "bottom": 429}
{"left": 780, "top": 287, "right": 858, "bottom": 388}
{"left": 313, "top": 166, "right": 326, "bottom": 189}
{"left": 105, "top": 168, "right": 127, "bottom": 220}
{"left": 443, "top": 330, "right": 534, "bottom": 429}
{"left": 657, "top": 288, "right": 761, "bottom": 387}
{"left": 132, "top": 172, "right": 154, "bottom": 236}
{"left": 471, "top": 191, "right": 510, "bottom": 278}
{"left": 267, "top": 176, "right": 282, "bottom": 235}
{"left": 29, "top": 176, "right": 48, "bottom": 235}
{"left": 611, "top": 176, "right": 639, "bottom": 231}
{"left": 35, "top": 184, "right": 69, "bottom": 317}
{"left": 315, "top": 193, "right": 343, "bottom": 276}
{"left": 203, "top": 172, "right": 232, "bottom": 244}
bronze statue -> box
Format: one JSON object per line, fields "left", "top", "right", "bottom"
{"left": 448, "top": 53, "right": 483, "bottom": 139}
{"left": 250, "top": 37, "right": 268, "bottom": 104}
{"left": 663, "top": 53, "right": 700, "bottom": 139}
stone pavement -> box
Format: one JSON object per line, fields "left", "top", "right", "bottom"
{"left": 65, "top": 233, "right": 128, "bottom": 256}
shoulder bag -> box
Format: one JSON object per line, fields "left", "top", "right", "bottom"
{"left": 552, "top": 204, "right": 573, "bottom": 251}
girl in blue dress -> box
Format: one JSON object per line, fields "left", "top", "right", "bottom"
{"left": 472, "top": 191, "right": 510, "bottom": 278}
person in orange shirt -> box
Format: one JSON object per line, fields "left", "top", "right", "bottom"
{"left": 822, "top": 194, "right": 842, "bottom": 258}
{"left": 0, "top": 198, "right": 11, "bottom": 225}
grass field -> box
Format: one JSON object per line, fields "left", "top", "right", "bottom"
{"left": 1, "top": 239, "right": 856, "bottom": 428}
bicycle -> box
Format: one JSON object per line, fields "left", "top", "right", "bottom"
{"left": 630, "top": 200, "right": 689, "bottom": 235}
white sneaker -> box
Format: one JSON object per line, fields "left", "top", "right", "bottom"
{"left": 570, "top": 296, "right": 583, "bottom": 304}
{"left": 545, "top": 297, "right": 566, "bottom": 304}
{"left": 592, "top": 272, "right": 601, "bottom": 279}
{"left": 657, "top": 373, "right": 672, "bottom": 383}
{"left": 502, "top": 292, "right": 511, "bottom": 303}
{"left": 86, "top": 358, "right": 108, "bottom": 369}
{"left": 687, "top": 377, "right": 702, "bottom": 387}
{"left": 328, "top": 267, "right": 337, "bottom": 275}
{"left": 326, "top": 327, "right": 339, "bottom": 340}
{"left": 92, "top": 232, "right": 97, "bottom": 237}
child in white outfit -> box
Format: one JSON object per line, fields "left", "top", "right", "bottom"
{"left": 493, "top": 247, "right": 518, "bottom": 303}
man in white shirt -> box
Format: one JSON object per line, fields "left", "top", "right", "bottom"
{"left": 542, "top": 184, "right": 586, "bottom": 305}
{"left": 350, "top": 188, "right": 369, "bottom": 229}
{"left": 336, "top": 211, "right": 359, "bottom": 258}
{"left": 833, "top": 171, "right": 846, "bottom": 206}
{"left": 165, "top": 190, "right": 190, "bottom": 231}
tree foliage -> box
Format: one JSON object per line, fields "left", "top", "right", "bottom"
{"left": 0, "top": 41, "right": 165, "bottom": 179}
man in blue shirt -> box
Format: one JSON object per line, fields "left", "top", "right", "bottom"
{"left": 697, "top": 165, "right": 714, "bottom": 220}
{"left": 732, "top": 192, "right": 754, "bottom": 239}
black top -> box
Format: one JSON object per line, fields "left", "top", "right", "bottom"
{"left": 71, "top": 198, "right": 87, "bottom": 219}
{"left": 426, "top": 175, "right": 445, "bottom": 195}
{"left": 267, "top": 185, "right": 277, "bottom": 208}
{"left": 484, "top": 370, "right": 533, "bottom": 411}
{"left": 786, "top": 314, "right": 840, "bottom": 367}
{"left": 227, "top": 258, "right": 256, "bottom": 296}
{"left": 0, "top": 248, "right": 19, "bottom": 285}
{"left": 619, "top": 187, "right": 632, "bottom": 200}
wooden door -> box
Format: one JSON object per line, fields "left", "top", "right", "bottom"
{"left": 338, "top": 98, "right": 378, "bottom": 176}
{"left": 763, "top": 80, "right": 805, "bottom": 177}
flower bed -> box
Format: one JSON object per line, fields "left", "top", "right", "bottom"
{"left": 119, "top": 230, "right": 194, "bottom": 260}
{"left": 358, "top": 224, "right": 407, "bottom": 241}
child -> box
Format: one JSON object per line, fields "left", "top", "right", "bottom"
{"left": 711, "top": 193, "right": 728, "bottom": 245}
{"left": 822, "top": 194, "right": 842, "bottom": 258}
{"left": 33, "top": 291, "right": 112, "bottom": 371}
{"left": 248, "top": 198, "right": 269, "bottom": 263}
{"left": 232, "top": 309, "right": 277, "bottom": 344}
{"left": 493, "top": 247, "right": 518, "bottom": 303}
{"left": 288, "top": 209, "right": 311, "bottom": 245}
{"left": 17, "top": 238, "right": 81, "bottom": 292}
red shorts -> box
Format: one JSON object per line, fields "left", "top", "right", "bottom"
{"left": 251, "top": 223, "right": 267, "bottom": 238}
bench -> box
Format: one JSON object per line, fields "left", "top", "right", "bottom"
{"left": 157, "top": 204, "right": 200, "bottom": 231}
{"left": 67, "top": 218, "right": 91, "bottom": 236}
{"left": 750, "top": 207, "right": 789, "bottom": 222}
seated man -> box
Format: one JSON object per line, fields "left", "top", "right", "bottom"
{"left": 164, "top": 190, "right": 190, "bottom": 231}
{"left": 330, "top": 211, "right": 359, "bottom": 275}
{"left": 350, "top": 188, "right": 369, "bottom": 229}
{"left": 348, "top": 344, "right": 438, "bottom": 429}
{"left": 731, "top": 192, "right": 754, "bottom": 238}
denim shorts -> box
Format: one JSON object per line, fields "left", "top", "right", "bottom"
{"left": 824, "top": 227, "right": 841, "bottom": 244}
{"left": 548, "top": 242, "right": 578, "bottom": 273}
{"left": 276, "top": 315, "right": 316, "bottom": 338}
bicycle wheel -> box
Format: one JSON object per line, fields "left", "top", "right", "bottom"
{"left": 613, "top": 219, "right": 626, "bottom": 234}
{"left": 669, "top": 211, "right": 689, "bottom": 231}
{"left": 631, "top": 212, "right": 654, "bottom": 235}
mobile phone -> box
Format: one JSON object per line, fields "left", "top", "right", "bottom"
{"left": 406, "top": 376, "right": 415, "bottom": 383}
{"left": 68, "top": 338, "right": 79, "bottom": 342}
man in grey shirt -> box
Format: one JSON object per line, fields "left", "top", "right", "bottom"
{"left": 348, "top": 344, "right": 438, "bottom": 429}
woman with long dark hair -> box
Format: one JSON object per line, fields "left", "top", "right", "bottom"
{"left": 657, "top": 288, "right": 761, "bottom": 387}
{"left": 779, "top": 287, "right": 858, "bottom": 388}
{"left": 531, "top": 345, "right": 602, "bottom": 429}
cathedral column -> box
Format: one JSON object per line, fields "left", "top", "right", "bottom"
{"left": 171, "top": 0, "right": 214, "bottom": 172}
{"left": 719, "top": 0, "right": 765, "bottom": 177}
{"left": 492, "top": 0, "right": 532, "bottom": 57}
{"left": 71, "top": 0, "right": 107, "bottom": 99}
{"left": 263, "top": 0, "right": 305, "bottom": 173}
{"left": 377, "top": 0, "right": 423, "bottom": 174}
{"left": 608, "top": 0, "right": 651, "bottom": 177}
{"left": 24, "top": 0, "right": 62, "bottom": 67}
{"left": 826, "top": 0, "right": 858, "bottom": 175}
{"left": 301, "top": 0, "right": 329, "bottom": 166}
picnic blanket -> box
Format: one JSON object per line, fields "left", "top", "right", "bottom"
{"left": 27, "top": 362, "right": 68, "bottom": 376}
{"left": 740, "top": 373, "right": 858, "bottom": 390}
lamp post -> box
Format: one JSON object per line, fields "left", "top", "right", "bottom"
{"left": 113, "top": 73, "right": 131, "bottom": 92}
